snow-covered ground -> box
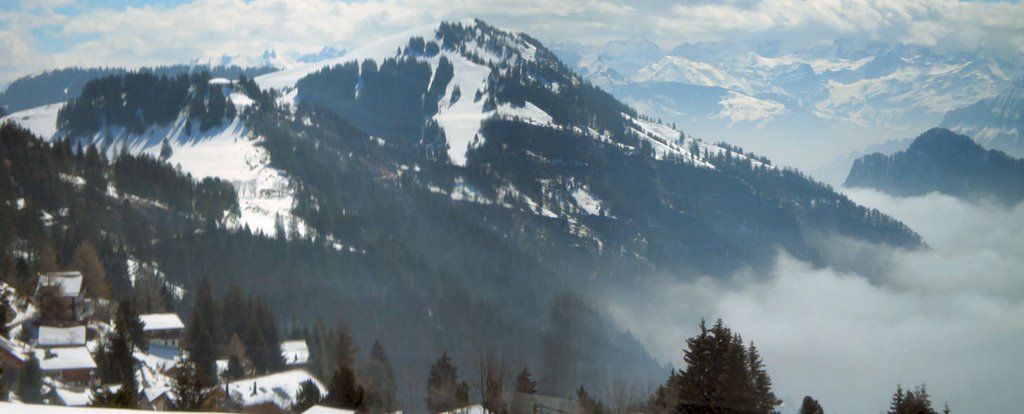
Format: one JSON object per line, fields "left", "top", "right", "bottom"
{"left": 1, "top": 83, "right": 306, "bottom": 238}
{"left": 0, "top": 101, "right": 63, "bottom": 140}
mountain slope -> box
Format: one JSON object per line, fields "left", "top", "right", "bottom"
{"left": 845, "top": 128, "right": 1024, "bottom": 205}
{"left": 941, "top": 81, "right": 1024, "bottom": 157}
{"left": 4, "top": 19, "right": 927, "bottom": 404}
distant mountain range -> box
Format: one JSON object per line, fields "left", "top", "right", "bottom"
{"left": 550, "top": 39, "right": 1023, "bottom": 175}
{"left": 942, "top": 80, "right": 1024, "bottom": 158}
{"left": 845, "top": 128, "right": 1024, "bottom": 205}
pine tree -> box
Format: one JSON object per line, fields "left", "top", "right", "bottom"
{"left": 0, "top": 291, "right": 10, "bottom": 338}
{"left": 333, "top": 320, "right": 357, "bottom": 371}
{"left": 326, "top": 365, "right": 364, "bottom": 410}
{"left": 295, "top": 379, "right": 323, "bottom": 413}
{"left": 172, "top": 360, "right": 208, "bottom": 411}
{"left": 364, "top": 340, "right": 397, "bottom": 414}
{"left": 117, "top": 299, "right": 147, "bottom": 351}
{"left": 186, "top": 278, "right": 219, "bottom": 386}
{"left": 427, "top": 352, "right": 461, "bottom": 413}
{"left": 747, "top": 342, "right": 781, "bottom": 413}
{"left": 17, "top": 353, "right": 43, "bottom": 403}
{"left": 515, "top": 367, "right": 536, "bottom": 394}
{"left": 798, "top": 396, "right": 824, "bottom": 414}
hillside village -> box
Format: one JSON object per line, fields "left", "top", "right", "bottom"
{"left": 0, "top": 268, "right": 607, "bottom": 414}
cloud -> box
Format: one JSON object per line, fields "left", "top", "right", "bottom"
{"left": 1, "top": 0, "right": 1022, "bottom": 85}
{"left": 606, "top": 189, "right": 1024, "bottom": 413}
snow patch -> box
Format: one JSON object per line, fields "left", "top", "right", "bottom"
{"left": 712, "top": 92, "right": 786, "bottom": 125}
{"left": 1, "top": 101, "right": 64, "bottom": 141}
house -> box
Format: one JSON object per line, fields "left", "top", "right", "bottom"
{"left": 36, "top": 325, "right": 87, "bottom": 348}
{"left": 35, "top": 271, "right": 92, "bottom": 324}
{"left": 205, "top": 369, "right": 326, "bottom": 414}
{"left": 280, "top": 339, "right": 310, "bottom": 367}
{"left": 36, "top": 347, "right": 97, "bottom": 387}
{"left": 139, "top": 313, "right": 185, "bottom": 348}
{"left": 140, "top": 386, "right": 174, "bottom": 411}
{"left": 303, "top": 406, "right": 357, "bottom": 414}
{"left": 46, "top": 386, "right": 91, "bottom": 407}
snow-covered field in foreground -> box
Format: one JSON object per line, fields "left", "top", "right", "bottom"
{"left": 0, "top": 402, "right": 221, "bottom": 414}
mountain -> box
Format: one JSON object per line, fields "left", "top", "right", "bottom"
{"left": 941, "top": 80, "right": 1024, "bottom": 158}
{"left": 0, "top": 65, "right": 275, "bottom": 115}
{"left": 3, "top": 19, "right": 923, "bottom": 404}
{"left": 553, "top": 39, "right": 1023, "bottom": 174}
{"left": 845, "top": 128, "right": 1024, "bottom": 205}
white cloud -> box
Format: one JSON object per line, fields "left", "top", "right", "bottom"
{"left": 1, "top": 0, "right": 1022, "bottom": 85}
{"left": 606, "top": 189, "right": 1024, "bottom": 413}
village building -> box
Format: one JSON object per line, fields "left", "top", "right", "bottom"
{"left": 36, "top": 347, "right": 97, "bottom": 388}
{"left": 35, "top": 272, "right": 92, "bottom": 325}
{"left": 204, "top": 369, "right": 326, "bottom": 414}
{"left": 139, "top": 313, "right": 185, "bottom": 348}
{"left": 36, "top": 325, "right": 86, "bottom": 348}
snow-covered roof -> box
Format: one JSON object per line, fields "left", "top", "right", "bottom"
{"left": 0, "top": 335, "right": 30, "bottom": 363}
{"left": 441, "top": 405, "right": 490, "bottom": 414}
{"left": 36, "top": 272, "right": 84, "bottom": 298}
{"left": 143, "top": 386, "right": 172, "bottom": 403}
{"left": 0, "top": 402, "right": 225, "bottom": 413}
{"left": 280, "top": 339, "right": 309, "bottom": 365}
{"left": 53, "top": 387, "right": 91, "bottom": 406}
{"left": 37, "top": 325, "right": 86, "bottom": 347}
{"left": 139, "top": 313, "right": 185, "bottom": 331}
{"left": 226, "top": 369, "right": 326, "bottom": 410}
{"left": 36, "top": 346, "right": 97, "bottom": 371}
{"left": 303, "top": 406, "right": 357, "bottom": 414}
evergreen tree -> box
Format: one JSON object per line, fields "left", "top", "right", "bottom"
{"left": 326, "top": 365, "right": 364, "bottom": 410}
{"left": 116, "top": 299, "right": 147, "bottom": 351}
{"left": 0, "top": 291, "right": 10, "bottom": 338}
{"left": 186, "top": 278, "right": 219, "bottom": 386}
{"left": 295, "top": 379, "right": 324, "bottom": 413}
{"left": 17, "top": 353, "right": 43, "bottom": 403}
{"left": 333, "top": 320, "right": 357, "bottom": 371}
{"left": 427, "top": 352, "right": 463, "bottom": 413}
{"left": 226, "top": 355, "right": 246, "bottom": 382}
{"left": 798, "top": 396, "right": 824, "bottom": 414}
{"left": 747, "top": 342, "right": 781, "bottom": 412}
{"left": 364, "top": 340, "right": 397, "bottom": 414}
{"left": 171, "top": 360, "right": 208, "bottom": 411}
{"left": 887, "top": 384, "right": 939, "bottom": 414}
{"left": 515, "top": 367, "right": 536, "bottom": 394}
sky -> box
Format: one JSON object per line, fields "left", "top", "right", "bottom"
{"left": 2, "top": 0, "right": 1024, "bottom": 86}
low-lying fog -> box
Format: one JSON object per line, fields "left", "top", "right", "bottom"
{"left": 608, "top": 189, "right": 1024, "bottom": 413}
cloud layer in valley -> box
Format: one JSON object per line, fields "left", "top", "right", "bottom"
{"left": 1, "top": 0, "right": 1023, "bottom": 85}
{"left": 606, "top": 189, "right": 1024, "bottom": 413}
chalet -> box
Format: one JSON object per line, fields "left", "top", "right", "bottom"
{"left": 140, "top": 386, "right": 174, "bottom": 411}
{"left": 47, "top": 387, "right": 91, "bottom": 407}
{"left": 36, "top": 325, "right": 87, "bottom": 348}
{"left": 36, "top": 346, "right": 97, "bottom": 387}
{"left": 302, "top": 406, "right": 357, "bottom": 414}
{"left": 280, "top": 339, "right": 310, "bottom": 367}
{"left": 204, "top": 369, "right": 326, "bottom": 414}
{"left": 139, "top": 313, "right": 185, "bottom": 348}
{"left": 35, "top": 271, "right": 92, "bottom": 324}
